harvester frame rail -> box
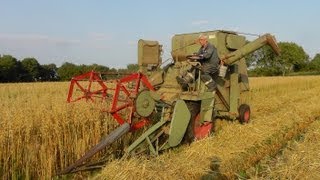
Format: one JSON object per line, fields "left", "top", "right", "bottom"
{"left": 58, "top": 123, "right": 130, "bottom": 175}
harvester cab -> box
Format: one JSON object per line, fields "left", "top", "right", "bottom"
{"left": 61, "top": 30, "right": 280, "bottom": 174}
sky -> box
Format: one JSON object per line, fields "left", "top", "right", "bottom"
{"left": 0, "top": 0, "right": 319, "bottom": 68}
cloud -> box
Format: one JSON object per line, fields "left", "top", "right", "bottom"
{"left": 0, "top": 33, "right": 47, "bottom": 40}
{"left": 191, "top": 20, "right": 209, "bottom": 26}
{"left": 0, "top": 33, "right": 82, "bottom": 66}
{"left": 0, "top": 32, "right": 126, "bottom": 67}
{"left": 88, "top": 32, "right": 113, "bottom": 41}
{"left": 0, "top": 33, "right": 80, "bottom": 47}
{"left": 127, "top": 40, "right": 136, "bottom": 46}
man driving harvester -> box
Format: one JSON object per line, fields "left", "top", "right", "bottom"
{"left": 176, "top": 34, "right": 220, "bottom": 92}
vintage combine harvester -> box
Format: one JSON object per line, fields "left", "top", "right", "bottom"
{"left": 61, "top": 30, "right": 280, "bottom": 174}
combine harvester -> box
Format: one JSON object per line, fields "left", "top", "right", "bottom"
{"left": 61, "top": 30, "right": 280, "bottom": 174}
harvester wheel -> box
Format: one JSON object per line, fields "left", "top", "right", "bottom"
{"left": 184, "top": 101, "right": 213, "bottom": 143}
{"left": 238, "top": 104, "right": 250, "bottom": 124}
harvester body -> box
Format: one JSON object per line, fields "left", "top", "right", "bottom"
{"left": 62, "top": 30, "right": 280, "bottom": 174}
{"left": 143, "top": 30, "right": 279, "bottom": 123}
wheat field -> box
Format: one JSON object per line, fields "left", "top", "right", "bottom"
{"left": 1, "top": 76, "right": 320, "bottom": 179}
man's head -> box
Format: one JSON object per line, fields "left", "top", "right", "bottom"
{"left": 198, "top": 34, "right": 208, "bottom": 47}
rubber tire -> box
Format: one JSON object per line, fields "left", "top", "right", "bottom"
{"left": 238, "top": 104, "right": 250, "bottom": 124}
{"left": 183, "top": 101, "right": 201, "bottom": 143}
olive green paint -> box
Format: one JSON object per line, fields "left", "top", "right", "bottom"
{"left": 127, "top": 30, "right": 280, "bottom": 154}
{"left": 168, "top": 100, "right": 191, "bottom": 147}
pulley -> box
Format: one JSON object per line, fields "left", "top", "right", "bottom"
{"left": 135, "top": 90, "right": 156, "bottom": 117}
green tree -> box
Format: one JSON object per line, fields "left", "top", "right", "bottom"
{"left": 40, "top": 63, "right": 59, "bottom": 81}
{"left": 21, "top": 57, "right": 41, "bottom": 81}
{"left": 57, "top": 62, "right": 81, "bottom": 81}
{"left": 57, "top": 62, "right": 113, "bottom": 81}
{"left": 248, "top": 45, "right": 282, "bottom": 76}
{"left": 86, "top": 64, "right": 111, "bottom": 79}
{"left": 275, "top": 42, "right": 308, "bottom": 75}
{"left": 0, "top": 55, "right": 21, "bottom": 82}
{"left": 309, "top": 53, "right": 320, "bottom": 71}
{"left": 87, "top": 64, "right": 110, "bottom": 72}
{"left": 77, "top": 64, "right": 108, "bottom": 74}
{"left": 248, "top": 42, "right": 308, "bottom": 76}
{"left": 126, "top": 64, "right": 139, "bottom": 72}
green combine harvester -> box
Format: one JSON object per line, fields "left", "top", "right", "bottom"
{"left": 62, "top": 30, "right": 280, "bottom": 174}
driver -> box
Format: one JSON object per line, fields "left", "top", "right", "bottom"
{"left": 176, "top": 34, "right": 220, "bottom": 91}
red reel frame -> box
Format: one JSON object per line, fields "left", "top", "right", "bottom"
{"left": 109, "top": 73, "right": 155, "bottom": 131}
{"left": 67, "top": 71, "right": 108, "bottom": 103}
{"left": 67, "top": 71, "right": 155, "bottom": 131}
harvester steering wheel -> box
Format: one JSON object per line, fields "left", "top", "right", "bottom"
{"left": 186, "top": 54, "right": 202, "bottom": 61}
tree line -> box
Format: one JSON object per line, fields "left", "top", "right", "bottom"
{"left": 246, "top": 42, "right": 320, "bottom": 76}
{"left": 0, "top": 54, "right": 139, "bottom": 82}
{"left": 0, "top": 55, "right": 58, "bottom": 82}
{"left": 1, "top": 41, "right": 319, "bottom": 83}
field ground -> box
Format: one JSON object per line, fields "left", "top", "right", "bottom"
{"left": 0, "top": 76, "right": 320, "bottom": 179}
{"left": 246, "top": 119, "right": 320, "bottom": 179}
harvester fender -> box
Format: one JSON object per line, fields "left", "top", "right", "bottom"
{"left": 199, "top": 92, "right": 215, "bottom": 124}
{"left": 168, "top": 100, "right": 191, "bottom": 147}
